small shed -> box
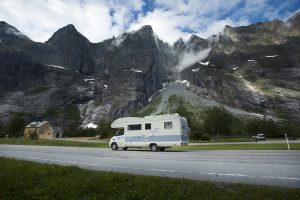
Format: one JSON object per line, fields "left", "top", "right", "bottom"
{"left": 24, "top": 121, "right": 63, "bottom": 139}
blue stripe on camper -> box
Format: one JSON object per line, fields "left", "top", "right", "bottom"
{"left": 125, "top": 135, "right": 185, "bottom": 143}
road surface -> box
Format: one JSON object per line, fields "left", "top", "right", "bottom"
{"left": 1, "top": 145, "right": 299, "bottom": 188}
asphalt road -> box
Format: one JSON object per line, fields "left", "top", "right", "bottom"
{"left": 1, "top": 145, "right": 300, "bottom": 188}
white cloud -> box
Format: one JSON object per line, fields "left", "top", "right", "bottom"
{"left": 0, "top": 0, "right": 297, "bottom": 44}
{"left": 129, "top": 9, "right": 193, "bottom": 44}
{"left": 175, "top": 48, "right": 211, "bottom": 72}
{"left": 195, "top": 18, "right": 249, "bottom": 39}
{"left": 0, "top": 0, "right": 143, "bottom": 42}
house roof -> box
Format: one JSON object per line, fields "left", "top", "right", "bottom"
{"left": 25, "top": 121, "right": 48, "bottom": 128}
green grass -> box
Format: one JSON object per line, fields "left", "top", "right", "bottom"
{"left": 190, "top": 137, "right": 286, "bottom": 143}
{"left": 174, "top": 143, "right": 300, "bottom": 150}
{"left": 0, "top": 157, "right": 299, "bottom": 200}
{"left": 0, "top": 138, "right": 108, "bottom": 148}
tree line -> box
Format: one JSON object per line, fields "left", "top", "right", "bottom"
{"left": 175, "top": 105, "right": 299, "bottom": 140}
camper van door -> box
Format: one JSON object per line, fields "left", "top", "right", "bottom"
{"left": 114, "top": 130, "right": 125, "bottom": 147}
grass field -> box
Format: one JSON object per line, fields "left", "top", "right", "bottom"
{"left": 0, "top": 157, "right": 299, "bottom": 200}
{"left": 0, "top": 138, "right": 108, "bottom": 148}
{"left": 189, "top": 137, "right": 286, "bottom": 143}
{"left": 0, "top": 138, "right": 299, "bottom": 150}
{"left": 190, "top": 137, "right": 254, "bottom": 143}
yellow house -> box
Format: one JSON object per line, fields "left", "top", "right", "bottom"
{"left": 24, "top": 121, "right": 63, "bottom": 139}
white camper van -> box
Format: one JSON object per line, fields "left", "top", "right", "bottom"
{"left": 109, "top": 113, "right": 190, "bottom": 151}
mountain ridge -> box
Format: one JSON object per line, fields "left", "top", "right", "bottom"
{"left": 0, "top": 12, "right": 299, "bottom": 128}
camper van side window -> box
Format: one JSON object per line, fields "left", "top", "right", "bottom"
{"left": 128, "top": 124, "right": 142, "bottom": 131}
{"left": 145, "top": 123, "right": 151, "bottom": 130}
{"left": 164, "top": 122, "right": 173, "bottom": 129}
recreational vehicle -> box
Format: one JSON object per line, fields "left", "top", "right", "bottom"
{"left": 109, "top": 113, "right": 190, "bottom": 151}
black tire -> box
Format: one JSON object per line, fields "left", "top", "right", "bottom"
{"left": 111, "top": 143, "right": 118, "bottom": 150}
{"left": 150, "top": 144, "right": 158, "bottom": 152}
{"left": 122, "top": 147, "right": 128, "bottom": 151}
{"left": 158, "top": 147, "right": 166, "bottom": 151}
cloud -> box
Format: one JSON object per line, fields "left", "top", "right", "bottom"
{"left": 0, "top": 0, "right": 298, "bottom": 44}
{"left": 175, "top": 48, "right": 211, "bottom": 72}
{"left": 0, "top": 0, "right": 144, "bottom": 42}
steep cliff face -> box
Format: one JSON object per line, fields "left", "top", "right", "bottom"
{"left": 0, "top": 12, "right": 300, "bottom": 127}
{"left": 180, "top": 14, "right": 300, "bottom": 119}
{"left": 0, "top": 23, "right": 177, "bottom": 126}
{"left": 81, "top": 25, "right": 176, "bottom": 121}
{"left": 45, "top": 24, "right": 95, "bottom": 75}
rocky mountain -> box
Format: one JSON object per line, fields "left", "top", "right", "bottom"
{"left": 0, "top": 12, "right": 299, "bottom": 128}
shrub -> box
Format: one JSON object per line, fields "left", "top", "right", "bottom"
{"left": 201, "top": 134, "right": 210, "bottom": 141}
{"left": 203, "top": 106, "right": 233, "bottom": 137}
{"left": 6, "top": 114, "right": 25, "bottom": 137}
{"left": 29, "top": 130, "right": 38, "bottom": 140}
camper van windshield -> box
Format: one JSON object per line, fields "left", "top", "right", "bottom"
{"left": 115, "top": 129, "right": 124, "bottom": 136}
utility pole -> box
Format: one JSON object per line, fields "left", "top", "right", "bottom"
{"left": 285, "top": 133, "right": 290, "bottom": 151}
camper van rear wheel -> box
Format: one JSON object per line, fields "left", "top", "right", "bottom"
{"left": 111, "top": 143, "right": 118, "bottom": 150}
{"left": 150, "top": 144, "right": 158, "bottom": 152}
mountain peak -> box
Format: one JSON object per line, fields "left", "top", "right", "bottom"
{"left": 138, "top": 25, "right": 153, "bottom": 33}
{"left": 63, "top": 24, "right": 76, "bottom": 31}
{"left": 0, "top": 21, "right": 29, "bottom": 40}
{"left": 187, "top": 34, "right": 206, "bottom": 44}
{"left": 287, "top": 11, "right": 300, "bottom": 28}
{"left": 46, "top": 24, "right": 89, "bottom": 44}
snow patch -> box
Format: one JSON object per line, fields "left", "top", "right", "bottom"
{"left": 84, "top": 78, "right": 95, "bottom": 81}
{"left": 175, "top": 80, "right": 190, "bottom": 87}
{"left": 192, "top": 68, "right": 199, "bottom": 72}
{"left": 48, "top": 64, "right": 67, "bottom": 70}
{"left": 233, "top": 67, "right": 239, "bottom": 70}
{"left": 103, "top": 85, "right": 108, "bottom": 88}
{"left": 265, "top": 55, "right": 278, "bottom": 58}
{"left": 198, "top": 61, "right": 210, "bottom": 66}
{"left": 131, "top": 69, "right": 143, "bottom": 73}
{"left": 86, "top": 123, "right": 98, "bottom": 129}
{"left": 248, "top": 60, "right": 256, "bottom": 62}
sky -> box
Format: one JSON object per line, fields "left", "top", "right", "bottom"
{"left": 0, "top": 0, "right": 299, "bottom": 44}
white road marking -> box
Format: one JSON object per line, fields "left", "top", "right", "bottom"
{"left": 4, "top": 154, "right": 300, "bottom": 181}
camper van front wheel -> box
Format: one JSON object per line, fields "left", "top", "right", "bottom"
{"left": 150, "top": 144, "right": 158, "bottom": 152}
{"left": 111, "top": 143, "right": 118, "bottom": 150}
